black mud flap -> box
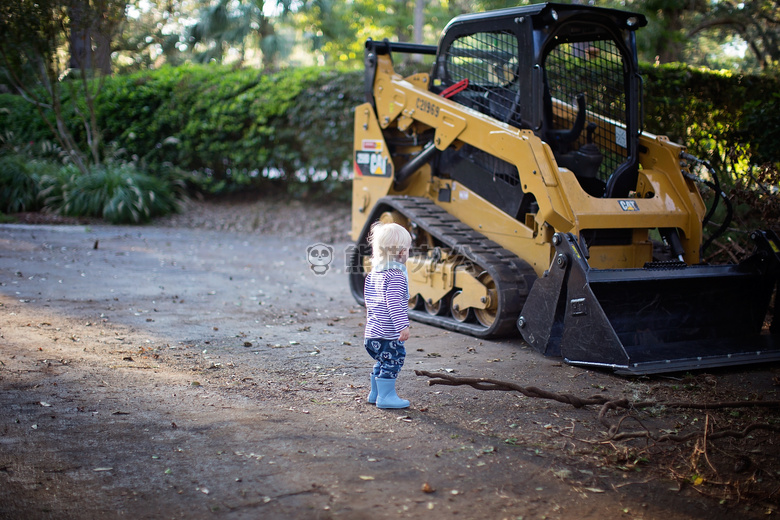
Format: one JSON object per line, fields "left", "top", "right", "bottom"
{"left": 518, "top": 231, "right": 780, "bottom": 375}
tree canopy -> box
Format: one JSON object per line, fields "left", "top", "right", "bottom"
{"left": 634, "top": 0, "right": 779, "bottom": 71}
{"left": 46, "top": 0, "right": 778, "bottom": 74}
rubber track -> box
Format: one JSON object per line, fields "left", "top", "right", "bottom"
{"left": 353, "top": 196, "right": 536, "bottom": 338}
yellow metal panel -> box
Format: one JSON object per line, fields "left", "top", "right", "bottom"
{"left": 405, "top": 73, "right": 431, "bottom": 90}
{"left": 638, "top": 133, "right": 706, "bottom": 263}
{"left": 434, "top": 109, "right": 467, "bottom": 149}
{"left": 351, "top": 104, "right": 395, "bottom": 241}
{"left": 588, "top": 243, "right": 653, "bottom": 269}
{"left": 407, "top": 255, "right": 457, "bottom": 303}
{"left": 435, "top": 180, "right": 554, "bottom": 276}
{"left": 452, "top": 266, "right": 489, "bottom": 310}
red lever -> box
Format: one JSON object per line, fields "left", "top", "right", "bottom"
{"left": 440, "top": 79, "right": 469, "bottom": 98}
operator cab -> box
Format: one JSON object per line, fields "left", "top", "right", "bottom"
{"left": 429, "top": 3, "right": 647, "bottom": 200}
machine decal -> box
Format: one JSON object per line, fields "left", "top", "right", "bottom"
{"left": 619, "top": 200, "right": 639, "bottom": 211}
{"left": 356, "top": 150, "right": 390, "bottom": 177}
{"left": 615, "top": 126, "right": 627, "bottom": 148}
{"left": 416, "top": 98, "right": 440, "bottom": 117}
{"left": 361, "top": 140, "right": 383, "bottom": 151}
{"left": 570, "top": 297, "right": 587, "bottom": 316}
{"left": 356, "top": 140, "right": 390, "bottom": 177}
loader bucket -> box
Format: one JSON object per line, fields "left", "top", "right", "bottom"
{"left": 518, "top": 231, "right": 780, "bottom": 375}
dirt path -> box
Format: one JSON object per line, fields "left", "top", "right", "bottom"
{"left": 1, "top": 200, "right": 778, "bottom": 519}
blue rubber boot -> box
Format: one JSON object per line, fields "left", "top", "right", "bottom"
{"left": 375, "top": 378, "right": 410, "bottom": 409}
{"left": 368, "top": 374, "right": 378, "bottom": 404}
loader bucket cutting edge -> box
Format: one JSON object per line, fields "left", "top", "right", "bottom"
{"left": 519, "top": 232, "right": 780, "bottom": 375}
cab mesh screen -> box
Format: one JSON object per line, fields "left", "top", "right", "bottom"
{"left": 544, "top": 39, "right": 629, "bottom": 183}
{"left": 444, "top": 31, "right": 520, "bottom": 124}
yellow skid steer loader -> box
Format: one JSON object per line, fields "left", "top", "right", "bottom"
{"left": 348, "top": 3, "right": 780, "bottom": 374}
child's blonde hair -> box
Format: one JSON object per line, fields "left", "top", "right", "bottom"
{"left": 368, "top": 222, "right": 412, "bottom": 268}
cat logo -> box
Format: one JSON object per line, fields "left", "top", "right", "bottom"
{"left": 368, "top": 153, "right": 386, "bottom": 175}
{"left": 355, "top": 150, "right": 390, "bottom": 177}
{"left": 618, "top": 200, "right": 640, "bottom": 211}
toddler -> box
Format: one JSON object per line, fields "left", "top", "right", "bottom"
{"left": 363, "top": 222, "right": 412, "bottom": 409}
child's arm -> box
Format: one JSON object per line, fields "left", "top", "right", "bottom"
{"left": 398, "top": 327, "right": 410, "bottom": 341}
{"left": 385, "top": 272, "right": 410, "bottom": 339}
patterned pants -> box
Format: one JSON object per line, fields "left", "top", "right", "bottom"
{"left": 364, "top": 338, "right": 406, "bottom": 379}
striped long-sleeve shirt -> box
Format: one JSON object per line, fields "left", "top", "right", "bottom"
{"left": 364, "top": 268, "right": 410, "bottom": 339}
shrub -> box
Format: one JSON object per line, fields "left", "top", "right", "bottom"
{"left": 0, "top": 154, "right": 40, "bottom": 212}
{"left": 277, "top": 67, "right": 359, "bottom": 181}
{"left": 59, "top": 163, "right": 182, "bottom": 224}
{"left": 37, "top": 162, "right": 79, "bottom": 211}
{"left": 0, "top": 95, "right": 56, "bottom": 148}
{"left": 739, "top": 92, "right": 780, "bottom": 168}
{"left": 640, "top": 64, "right": 780, "bottom": 181}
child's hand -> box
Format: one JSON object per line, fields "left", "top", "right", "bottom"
{"left": 398, "top": 327, "right": 410, "bottom": 342}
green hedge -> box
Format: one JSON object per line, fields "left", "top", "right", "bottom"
{"left": 0, "top": 64, "right": 362, "bottom": 195}
{"left": 641, "top": 63, "right": 780, "bottom": 173}
{"left": 0, "top": 63, "right": 777, "bottom": 195}
{"left": 95, "top": 65, "right": 361, "bottom": 190}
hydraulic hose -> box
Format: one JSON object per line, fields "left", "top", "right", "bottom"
{"left": 394, "top": 141, "right": 438, "bottom": 190}
{"left": 680, "top": 152, "right": 733, "bottom": 256}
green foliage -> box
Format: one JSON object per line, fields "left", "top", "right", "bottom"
{"left": 1, "top": 62, "right": 778, "bottom": 217}
{"left": 740, "top": 92, "right": 780, "bottom": 167}
{"left": 639, "top": 63, "right": 780, "bottom": 258}
{"left": 608, "top": 0, "right": 779, "bottom": 72}
{"left": 640, "top": 63, "right": 780, "bottom": 180}
{"left": 0, "top": 0, "right": 123, "bottom": 175}
{"left": 92, "top": 64, "right": 362, "bottom": 195}
{"left": 37, "top": 162, "right": 80, "bottom": 211}
{"left": 0, "top": 154, "right": 40, "bottom": 213}
{"left": 0, "top": 0, "right": 63, "bottom": 82}
{"left": 275, "top": 67, "right": 359, "bottom": 177}
{"left": 0, "top": 144, "right": 184, "bottom": 224}
{"left": 58, "top": 163, "right": 182, "bottom": 224}
{"left": 0, "top": 97, "right": 57, "bottom": 147}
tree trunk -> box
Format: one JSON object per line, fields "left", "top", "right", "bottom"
{"left": 68, "top": 0, "right": 115, "bottom": 75}
{"left": 259, "top": 16, "right": 276, "bottom": 70}
{"left": 412, "top": 0, "right": 425, "bottom": 62}
{"left": 657, "top": 8, "right": 687, "bottom": 64}
{"left": 93, "top": 29, "right": 113, "bottom": 75}
{"left": 414, "top": 0, "right": 424, "bottom": 44}
{"left": 68, "top": 1, "right": 92, "bottom": 70}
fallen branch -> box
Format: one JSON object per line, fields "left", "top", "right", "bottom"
{"left": 414, "top": 370, "right": 609, "bottom": 408}
{"left": 415, "top": 370, "right": 780, "bottom": 443}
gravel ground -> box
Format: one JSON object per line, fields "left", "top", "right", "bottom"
{"left": 11, "top": 194, "right": 353, "bottom": 245}
{"left": 155, "top": 196, "right": 352, "bottom": 244}
{"left": 2, "top": 195, "right": 779, "bottom": 519}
